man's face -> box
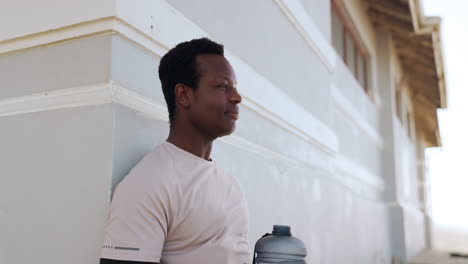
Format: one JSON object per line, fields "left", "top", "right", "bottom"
{"left": 187, "top": 54, "right": 242, "bottom": 139}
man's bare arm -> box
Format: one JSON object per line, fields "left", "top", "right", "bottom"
{"left": 99, "top": 258, "right": 157, "bottom": 264}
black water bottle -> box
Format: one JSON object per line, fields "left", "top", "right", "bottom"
{"left": 253, "top": 225, "right": 307, "bottom": 264}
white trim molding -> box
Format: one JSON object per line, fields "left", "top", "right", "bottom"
{"left": 0, "top": 83, "right": 112, "bottom": 117}
{"left": 0, "top": 17, "right": 168, "bottom": 57}
{"left": 387, "top": 201, "right": 425, "bottom": 214}
{"left": 273, "top": 0, "right": 337, "bottom": 72}
{"left": 0, "top": 82, "right": 167, "bottom": 120}
{"left": 231, "top": 56, "right": 338, "bottom": 154}
{"left": 331, "top": 84, "right": 384, "bottom": 148}
{"left": 333, "top": 154, "right": 385, "bottom": 191}
{"left": 240, "top": 94, "right": 337, "bottom": 155}
{"left": 111, "top": 82, "right": 168, "bottom": 121}
{"left": 223, "top": 134, "right": 385, "bottom": 199}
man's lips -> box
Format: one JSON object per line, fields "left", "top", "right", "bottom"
{"left": 225, "top": 111, "right": 239, "bottom": 120}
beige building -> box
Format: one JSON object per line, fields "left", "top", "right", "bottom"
{"left": 0, "top": 0, "right": 446, "bottom": 263}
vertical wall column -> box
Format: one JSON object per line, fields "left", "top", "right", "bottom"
{"left": 415, "top": 138, "right": 433, "bottom": 250}
{"left": 376, "top": 31, "right": 408, "bottom": 262}
{"left": 377, "top": 30, "right": 431, "bottom": 262}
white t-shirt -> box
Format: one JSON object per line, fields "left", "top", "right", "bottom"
{"left": 100, "top": 141, "right": 250, "bottom": 264}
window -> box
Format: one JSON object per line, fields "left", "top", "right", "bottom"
{"left": 395, "top": 85, "right": 414, "bottom": 141}
{"left": 395, "top": 88, "right": 403, "bottom": 123}
{"left": 332, "top": 11, "right": 344, "bottom": 58}
{"left": 406, "top": 111, "right": 413, "bottom": 140}
{"left": 332, "top": 2, "right": 370, "bottom": 93}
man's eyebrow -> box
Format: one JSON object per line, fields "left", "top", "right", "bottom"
{"left": 214, "top": 75, "right": 237, "bottom": 84}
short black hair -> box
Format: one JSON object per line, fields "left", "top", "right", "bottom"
{"left": 158, "top": 38, "right": 224, "bottom": 124}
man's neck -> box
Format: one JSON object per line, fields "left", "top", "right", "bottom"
{"left": 166, "top": 122, "right": 214, "bottom": 161}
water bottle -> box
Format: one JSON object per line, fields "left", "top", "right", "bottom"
{"left": 253, "top": 225, "right": 307, "bottom": 264}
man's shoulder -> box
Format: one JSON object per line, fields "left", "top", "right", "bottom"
{"left": 139, "top": 143, "right": 174, "bottom": 167}
{"left": 119, "top": 143, "right": 176, "bottom": 188}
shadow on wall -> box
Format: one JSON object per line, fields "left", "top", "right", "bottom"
{"left": 110, "top": 106, "right": 170, "bottom": 196}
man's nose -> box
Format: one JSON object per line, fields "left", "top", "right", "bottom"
{"left": 229, "top": 88, "right": 242, "bottom": 104}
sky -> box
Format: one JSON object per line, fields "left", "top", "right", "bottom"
{"left": 423, "top": 0, "right": 468, "bottom": 229}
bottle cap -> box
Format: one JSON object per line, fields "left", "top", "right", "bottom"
{"left": 272, "top": 225, "right": 292, "bottom": 236}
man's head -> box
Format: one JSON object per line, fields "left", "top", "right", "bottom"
{"left": 158, "top": 38, "right": 242, "bottom": 139}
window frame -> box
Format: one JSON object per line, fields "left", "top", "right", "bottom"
{"left": 395, "top": 79, "right": 415, "bottom": 142}
{"left": 331, "top": 0, "right": 370, "bottom": 94}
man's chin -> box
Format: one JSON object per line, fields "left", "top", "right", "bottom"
{"left": 217, "top": 125, "right": 236, "bottom": 138}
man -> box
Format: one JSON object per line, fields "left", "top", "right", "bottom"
{"left": 99, "top": 38, "right": 249, "bottom": 264}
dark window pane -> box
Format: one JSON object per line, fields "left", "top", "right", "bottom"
{"left": 332, "top": 12, "right": 344, "bottom": 58}
{"left": 345, "top": 32, "right": 355, "bottom": 74}
{"left": 395, "top": 89, "right": 403, "bottom": 123}
{"left": 357, "top": 54, "right": 366, "bottom": 88}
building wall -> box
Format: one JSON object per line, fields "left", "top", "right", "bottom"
{"left": 0, "top": 0, "right": 430, "bottom": 263}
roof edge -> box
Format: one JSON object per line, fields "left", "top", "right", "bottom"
{"left": 409, "top": 0, "right": 447, "bottom": 109}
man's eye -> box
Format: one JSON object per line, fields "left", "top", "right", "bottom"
{"left": 217, "top": 84, "right": 228, "bottom": 88}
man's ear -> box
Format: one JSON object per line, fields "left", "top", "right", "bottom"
{"left": 174, "top": 84, "right": 191, "bottom": 108}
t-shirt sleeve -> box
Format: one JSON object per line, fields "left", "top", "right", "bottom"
{"left": 100, "top": 177, "right": 169, "bottom": 263}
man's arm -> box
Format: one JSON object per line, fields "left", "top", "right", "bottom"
{"left": 100, "top": 179, "right": 168, "bottom": 264}
{"left": 99, "top": 258, "right": 157, "bottom": 264}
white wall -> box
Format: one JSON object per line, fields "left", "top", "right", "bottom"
{"left": 0, "top": 105, "right": 114, "bottom": 264}
{"left": 0, "top": 0, "right": 431, "bottom": 263}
